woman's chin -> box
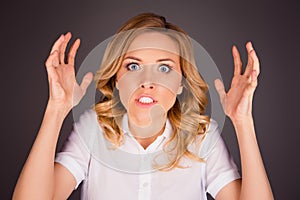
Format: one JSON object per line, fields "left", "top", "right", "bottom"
{"left": 130, "top": 115, "right": 152, "bottom": 128}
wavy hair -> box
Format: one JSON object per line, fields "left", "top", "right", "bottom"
{"left": 94, "top": 13, "right": 210, "bottom": 170}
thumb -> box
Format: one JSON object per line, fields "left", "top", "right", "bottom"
{"left": 80, "top": 72, "right": 94, "bottom": 93}
{"left": 214, "top": 79, "right": 226, "bottom": 106}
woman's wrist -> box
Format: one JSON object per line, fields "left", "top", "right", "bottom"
{"left": 230, "top": 115, "right": 256, "bottom": 140}
{"left": 46, "top": 101, "right": 71, "bottom": 120}
{"left": 230, "top": 115, "right": 254, "bottom": 127}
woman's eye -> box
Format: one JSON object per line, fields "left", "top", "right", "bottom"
{"left": 126, "top": 63, "right": 141, "bottom": 71}
{"left": 158, "top": 64, "right": 171, "bottom": 73}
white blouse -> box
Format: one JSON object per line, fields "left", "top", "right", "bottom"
{"left": 55, "top": 109, "right": 240, "bottom": 200}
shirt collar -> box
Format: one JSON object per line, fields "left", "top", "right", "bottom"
{"left": 121, "top": 113, "right": 173, "bottom": 140}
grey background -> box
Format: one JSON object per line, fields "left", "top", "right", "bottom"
{"left": 1, "top": 0, "right": 299, "bottom": 199}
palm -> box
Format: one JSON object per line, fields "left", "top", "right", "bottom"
{"left": 45, "top": 33, "right": 93, "bottom": 110}
{"left": 214, "top": 42, "right": 259, "bottom": 122}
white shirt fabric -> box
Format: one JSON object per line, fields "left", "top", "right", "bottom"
{"left": 55, "top": 109, "right": 240, "bottom": 200}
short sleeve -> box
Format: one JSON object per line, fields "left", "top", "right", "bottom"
{"left": 55, "top": 109, "right": 98, "bottom": 189}
{"left": 202, "top": 119, "right": 241, "bottom": 198}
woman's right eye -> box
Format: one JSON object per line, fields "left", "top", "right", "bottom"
{"left": 126, "top": 63, "right": 141, "bottom": 71}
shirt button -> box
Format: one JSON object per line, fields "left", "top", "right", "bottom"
{"left": 143, "top": 182, "right": 149, "bottom": 187}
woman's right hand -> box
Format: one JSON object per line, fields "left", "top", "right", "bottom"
{"left": 45, "top": 32, "right": 93, "bottom": 113}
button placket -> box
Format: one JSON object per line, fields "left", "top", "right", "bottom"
{"left": 138, "top": 173, "right": 151, "bottom": 200}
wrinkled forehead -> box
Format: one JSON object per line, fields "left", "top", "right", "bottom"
{"left": 126, "top": 31, "right": 180, "bottom": 55}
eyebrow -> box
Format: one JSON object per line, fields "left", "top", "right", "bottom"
{"left": 156, "top": 58, "right": 176, "bottom": 63}
{"left": 123, "top": 56, "right": 176, "bottom": 63}
{"left": 123, "top": 56, "right": 142, "bottom": 62}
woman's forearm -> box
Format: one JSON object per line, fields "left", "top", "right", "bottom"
{"left": 232, "top": 117, "right": 274, "bottom": 200}
{"left": 13, "top": 103, "right": 69, "bottom": 200}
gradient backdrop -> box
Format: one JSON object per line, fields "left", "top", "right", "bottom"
{"left": 1, "top": 0, "right": 299, "bottom": 199}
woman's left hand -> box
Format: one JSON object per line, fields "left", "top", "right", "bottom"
{"left": 214, "top": 42, "right": 260, "bottom": 124}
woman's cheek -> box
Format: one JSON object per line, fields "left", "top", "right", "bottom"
{"left": 116, "top": 73, "right": 141, "bottom": 110}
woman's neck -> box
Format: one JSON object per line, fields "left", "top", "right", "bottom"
{"left": 133, "top": 125, "right": 165, "bottom": 149}
{"left": 128, "top": 116, "right": 167, "bottom": 149}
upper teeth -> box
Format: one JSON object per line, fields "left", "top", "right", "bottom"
{"left": 139, "top": 97, "right": 154, "bottom": 104}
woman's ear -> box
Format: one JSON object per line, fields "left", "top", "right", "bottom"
{"left": 177, "top": 85, "right": 183, "bottom": 95}
{"left": 115, "top": 81, "right": 119, "bottom": 90}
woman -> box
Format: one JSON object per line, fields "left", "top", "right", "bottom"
{"left": 13, "top": 13, "right": 274, "bottom": 200}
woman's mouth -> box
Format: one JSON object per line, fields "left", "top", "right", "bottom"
{"left": 135, "top": 96, "right": 157, "bottom": 107}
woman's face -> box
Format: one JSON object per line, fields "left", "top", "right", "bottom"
{"left": 116, "top": 31, "right": 182, "bottom": 128}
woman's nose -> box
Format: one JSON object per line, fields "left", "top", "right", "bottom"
{"left": 139, "top": 66, "right": 156, "bottom": 89}
{"left": 140, "top": 82, "right": 155, "bottom": 89}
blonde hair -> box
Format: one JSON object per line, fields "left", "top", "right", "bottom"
{"left": 94, "top": 13, "right": 210, "bottom": 170}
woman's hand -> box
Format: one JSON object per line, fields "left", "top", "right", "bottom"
{"left": 45, "top": 32, "right": 93, "bottom": 112}
{"left": 214, "top": 42, "right": 259, "bottom": 124}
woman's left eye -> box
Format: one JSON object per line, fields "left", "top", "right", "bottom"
{"left": 158, "top": 64, "right": 171, "bottom": 73}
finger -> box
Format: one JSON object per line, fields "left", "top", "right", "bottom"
{"left": 214, "top": 79, "right": 226, "bottom": 106}
{"left": 67, "top": 38, "right": 81, "bottom": 66}
{"left": 232, "top": 45, "right": 243, "bottom": 75}
{"left": 250, "top": 70, "right": 258, "bottom": 88}
{"left": 244, "top": 70, "right": 258, "bottom": 100}
{"left": 45, "top": 50, "right": 59, "bottom": 68}
{"left": 59, "top": 32, "right": 72, "bottom": 64}
{"left": 50, "top": 34, "right": 65, "bottom": 54}
{"left": 45, "top": 51, "right": 59, "bottom": 81}
{"left": 244, "top": 41, "right": 260, "bottom": 77}
{"left": 80, "top": 72, "right": 94, "bottom": 94}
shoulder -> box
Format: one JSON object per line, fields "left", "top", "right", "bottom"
{"left": 76, "top": 109, "right": 98, "bottom": 125}
{"left": 198, "top": 118, "right": 223, "bottom": 158}
{"left": 206, "top": 118, "right": 220, "bottom": 135}
{"left": 73, "top": 109, "right": 103, "bottom": 148}
{"left": 74, "top": 109, "right": 99, "bottom": 132}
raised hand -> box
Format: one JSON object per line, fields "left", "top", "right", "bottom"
{"left": 45, "top": 32, "right": 93, "bottom": 112}
{"left": 214, "top": 42, "right": 260, "bottom": 123}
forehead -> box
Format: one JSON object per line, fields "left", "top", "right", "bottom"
{"left": 127, "top": 31, "right": 179, "bottom": 55}
{"left": 124, "top": 48, "right": 180, "bottom": 64}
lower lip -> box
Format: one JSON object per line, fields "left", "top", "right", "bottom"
{"left": 135, "top": 100, "right": 157, "bottom": 108}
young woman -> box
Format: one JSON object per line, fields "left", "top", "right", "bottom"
{"left": 13, "top": 13, "right": 274, "bottom": 200}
